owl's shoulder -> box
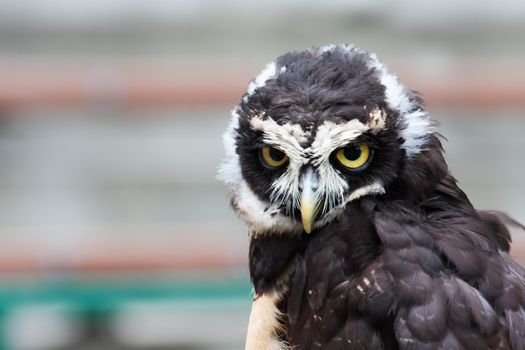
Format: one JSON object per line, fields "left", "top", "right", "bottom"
{"left": 288, "top": 199, "right": 525, "bottom": 348}
{"left": 369, "top": 200, "right": 525, "bottom": 348}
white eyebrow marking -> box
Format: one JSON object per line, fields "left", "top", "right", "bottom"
{"left": 250, "top": 116, "right": 309, "bottom": 161}
{"left": 310, "top": 109, "right": 386, "bottom": 166}
{"left": 250, "top": 108, "right": 387, "bottom": 165}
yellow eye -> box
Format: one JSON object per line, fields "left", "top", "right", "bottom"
{"left": 260, "top": 146, "right": 289, "bottom": 168}
{"left": 335, "top": 144, "right": 371, "bottom": 170}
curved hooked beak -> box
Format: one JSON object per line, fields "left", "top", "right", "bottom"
{"left": 299, "top": 168, "right": 320, "bottom": 234}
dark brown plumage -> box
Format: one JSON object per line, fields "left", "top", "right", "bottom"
{"left": 219, "top": 45, "right": 525, "bottom": 349}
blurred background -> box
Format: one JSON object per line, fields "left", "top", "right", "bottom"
{"left": 0, "top": 0, "right": 524, "bottom": 349}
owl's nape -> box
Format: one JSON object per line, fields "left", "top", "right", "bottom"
{"left": 219, "top": 44, "right": 525, "bottom": 350}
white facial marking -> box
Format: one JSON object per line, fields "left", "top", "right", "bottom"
{"left": 245, "top": 116, "right": 386, "bottom": 227}
{"left": 234, "top": 181, "right": 303, "bottom": 236}
{"left": 217, "top": 108, "right": 242, "bottom": 188}
{"left": 344, "top": 182, "right": 385, "bottom": 203}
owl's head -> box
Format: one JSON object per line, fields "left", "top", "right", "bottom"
{"left": 219, "top": 45, "right": 438, "bottom": 236}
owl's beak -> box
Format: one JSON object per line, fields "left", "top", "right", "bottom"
{"left": 299, "top": 168, "right": 320, "bottom": 234}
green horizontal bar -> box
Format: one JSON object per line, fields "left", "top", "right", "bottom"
{"left": 0, "top": 276, "right": 252, "bottom": 311}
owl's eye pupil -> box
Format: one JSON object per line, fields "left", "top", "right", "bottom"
{"left": 343, "top": 145, "right": 361, "bottom": 161}
{"left": 269, "top": 148, "right": 285, "bottom": 161}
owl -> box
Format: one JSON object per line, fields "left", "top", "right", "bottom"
{"left": 218, "top": 45, "right": 525, "bottom": 349}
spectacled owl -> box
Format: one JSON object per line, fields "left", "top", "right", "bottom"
{"left": 218, "top": 44, "right": 525, "bottom": 349}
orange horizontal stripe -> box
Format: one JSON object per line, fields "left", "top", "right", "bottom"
{"left": 0, "top": 236, "right": 248, "bottom": 273}
{"left": 0, "top": 60, "right": 523, "bottom": 109}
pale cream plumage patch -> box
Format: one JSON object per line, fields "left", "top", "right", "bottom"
{"left": 245, "top": 290, "right": 289, "bottom": 350}
{"left": 245, "top": 259, "right": 298, "bottom": 350}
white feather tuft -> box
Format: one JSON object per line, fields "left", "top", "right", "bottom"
{"left": 246, "top": 61, "right": 277, "bottom": 97}
{"left": 400, "top": 109, "right": 434, "bottom": 156}
{"left": 217, "top": 108, "right": 242, "bottom": 187}
{"left": 366, "top": 52, "right": 434, "bottom": 156}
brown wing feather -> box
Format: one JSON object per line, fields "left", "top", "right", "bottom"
{"left": 287, "top": 196, "right": 525, "bottom": 349}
